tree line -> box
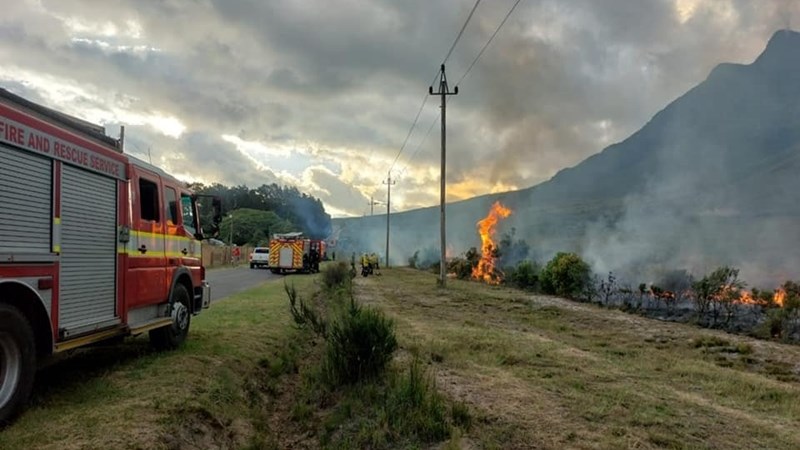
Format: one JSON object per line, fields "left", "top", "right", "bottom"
{"left": 188, "top": 182, "right": 332, "bottom": 245}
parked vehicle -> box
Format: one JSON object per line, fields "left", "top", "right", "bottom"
{"left": 268, "top": 232, "right": 325, "bottom": 274}
{"left": 249, "top": 247, "right": 270, "bottom": 269}
{"left": 0, "top": 88, "right": 221, "bottom": 423}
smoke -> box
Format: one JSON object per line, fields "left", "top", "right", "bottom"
{"left": 334, "top": 30, "right": 800, "bottom": 289}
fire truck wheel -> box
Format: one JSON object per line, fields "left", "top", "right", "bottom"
{"left": 0, "top": 304, "right": 36, "bottom": 424}
{"left": 149, "top": 284, "right": 191, "bottom": 350}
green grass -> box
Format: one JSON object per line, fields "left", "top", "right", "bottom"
{"left": 8, "top": 265, "right": 800, "bottom": 449}
{"left": 0, "top": 274, "right": 318, "bottom": 450}
{"left": 355, "top": 268, "right": 800, "bottom": 450}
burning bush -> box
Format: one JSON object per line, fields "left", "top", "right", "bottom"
{"left": 472, "top": 202, "right": 512, "bottom": 284}
{"left": 757, "top": 281, "right": 800, "bottom": 340}
{"left": 540, "top": 252, "right": 592, "bottom": 299}
{"left": 691, "top": 266, "right": 745, "bottom": 327}
{"left": 444, "top": 249, "right": 480, "bottom": 281}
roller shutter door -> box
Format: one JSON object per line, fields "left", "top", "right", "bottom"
{"left": 0, "top": 144, "right": 52, "bottom": 253}
{"left": 59, "top": 165, "right": 118, "bottom": 330}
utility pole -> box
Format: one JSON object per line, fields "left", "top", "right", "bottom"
{"left": 367, "top": 196, "right": 380, "bottom": 216}
{"left": 383, "top": 173, "right": 396, "bottom": 268}
{"left": 429, "top": 64, "right": 457, "bottom": 287}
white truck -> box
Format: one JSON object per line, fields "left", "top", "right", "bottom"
{"left": 249, "top": 247, "right": 270, "bottom": 269}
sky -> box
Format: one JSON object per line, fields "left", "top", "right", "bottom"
{"left": 0, "top": 0, "right": 796, "bottom": 217}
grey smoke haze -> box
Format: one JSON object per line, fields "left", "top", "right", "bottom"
{"left": 337, "top": 30, "right": 800, "bottom": 287}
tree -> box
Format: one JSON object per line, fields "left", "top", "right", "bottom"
{"left": 691, "top": 266, "right": 744, "bottom": 327}
{"left": 220, "top": 208, "right": 294, "bottom": 246}
{"left": 188, "top": 181, "right": 332, "bottom": 242}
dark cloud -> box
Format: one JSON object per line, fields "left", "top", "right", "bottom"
{"left": 0, "top": 0, "right": 797, "bottom": 216}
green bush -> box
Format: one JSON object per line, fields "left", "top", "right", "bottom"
{"left": 385, "top": 359, "right": 449, "bottom": 442}
{"left": 323, "top": 261, "right": 352, "bottom": 291}
{"left": 324, "top": 300, "right": 398, "bottom": 385}
{"left": 506, "top": 260, "right": 540, "bottom": 291}
{"left": 540, "top": 252, "right": 591, "bottom": 299}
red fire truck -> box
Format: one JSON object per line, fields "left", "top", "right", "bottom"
{"left": 0, "top": 89, "right": 221, "bottom": 422}
{"left": 268, "top": 232, "right": 325, "bottom": 274}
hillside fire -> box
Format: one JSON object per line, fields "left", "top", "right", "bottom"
{"left": 732, "top": 287, "right": 787, "bottom": 308}
{"left": 472, "top": 201, "right": 512, "bottom": 284}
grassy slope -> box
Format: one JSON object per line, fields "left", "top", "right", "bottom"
{"left": 5, "top": 267, "right": 800, "bottom": 449}
{"left": 355, "top": 268, "right": 800, "bottom": 450}
{"left": 0, "top": 275, "right": 317, "bottom": 450}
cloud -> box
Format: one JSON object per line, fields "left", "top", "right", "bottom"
{"left": 0, "top": 0, "right": 797, "bottom": 216}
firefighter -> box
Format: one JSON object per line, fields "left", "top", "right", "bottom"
{"left": 311, "top": 248, "right": 320, "bottom": 273}
{"left": 369, "top": 253, "right": 380, "bottom": 275}
{"left": 360, "top": 253, "right": 371, "bottom": 277}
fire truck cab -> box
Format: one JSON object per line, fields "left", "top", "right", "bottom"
{"left": 0, "top": 89, "right": 221, "bottom": 423}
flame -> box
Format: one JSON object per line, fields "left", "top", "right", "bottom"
{"left": 471, "top": 201, "right": 512, "bottom": 284}
{"left": 725, "top": 287, "right": 786, "bottom": 308}
{"left": 774, "top": 288, "right": 787, "bottom": 308}
{"left": 737, "top": 290, "right": 757, "bottom": 305}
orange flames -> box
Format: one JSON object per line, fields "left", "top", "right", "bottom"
{"left": 774, "top": 288, "right": 787, "bottom": 307}
{"left": 472, "top": 201, "right": 512, "bottom": 284}
{"left": 722, "top": 287, "right": 787, "bottom": 308}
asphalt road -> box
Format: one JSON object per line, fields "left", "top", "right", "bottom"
{"left": 206, "top": 266, "right": 279, "bottom": 302}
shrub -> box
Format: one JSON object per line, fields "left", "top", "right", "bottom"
{"left": 385, "top": 359, "right": 449, "bottom": 442}
{"left": 324, "top": 300, "right": 398, "bottom": 385}
{"left": 286, "top": 282, "right": 327, "bottom": 337}
{"left": 408, "top": 250, "right": 419, "bottom": 269}
{"left": 540, "top": 252, "right": 591, "bottom": 299}
{"left": 322, "top": 261, "right": 351, "bottom": 291}
{"left": 659, "top": 269, "right": 693, "bottom": 302}
{"left": 447, "top": 257, "right": 473, "bottom": 280}
{"left": 507, "top": 260, "right": 540, "bottom": 290}
{"left": 598, "top": 272, "right": 617, "bottom": 306}
{"left": 692, "top": 266, "right": 744, "bottom": 327}
{"left": 757, "top": 281, "right": 800, "bottom": 340}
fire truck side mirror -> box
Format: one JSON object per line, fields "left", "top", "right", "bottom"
{"left": 212, "top": 198, "right": 223, "bottom": 223}
{"left": 192, "top": 194, "right": 223, "bottom": 240}
{"left": 210, "top": 197, "right": 223, "bottom": 237}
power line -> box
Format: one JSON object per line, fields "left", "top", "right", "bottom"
{"left": 399, "top": 112, "right": 440, "bottom": 177}
{"left": 398, "top": 0, "right": 523, "bottom": 177}
{"left": 386, "top": 69, "right": 440, "bottom": 175}
{"left": 442, "top": 0, "right": 482, "bottom": 65}
{"left": 385, "top": 0, "right": 484, "bottom": 176}
{"left": 455, "top": 0, "right": 523, "bottom": 88}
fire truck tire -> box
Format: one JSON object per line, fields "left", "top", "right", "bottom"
{"left": 0, "top": 304, "right": 36, "bottom": 425}
{"left": 149, "top": 284, "right": 191, "bottom": 350}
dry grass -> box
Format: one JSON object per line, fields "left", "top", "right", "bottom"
{"left": 356, "top": 268, "right": 800, "bottom": 450}
{"left": 5, "top": 266, "right": 800, "bottom": 449}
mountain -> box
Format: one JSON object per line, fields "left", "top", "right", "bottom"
{"left": 335, "top": 30, "right": 800, "bottom": 286}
